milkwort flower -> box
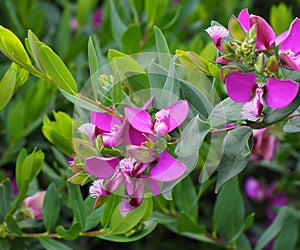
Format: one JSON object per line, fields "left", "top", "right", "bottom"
{"left": 24, "top": 191, "right": 46, "bottom": 220}
{"left": 74, "top": 97, "right": 189, "bottom": 215}
{"left": 225, "top": 72, "right": 298, "bottom": 120}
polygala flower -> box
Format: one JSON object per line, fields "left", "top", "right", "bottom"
{"left": 24, "top": 191, "right": 46, "bottom": 220}
{"left": 125, "top": 99, "right": 189, "bottom": 137}
{"left": 85, "top": 151, "right": 187, "bottom": 215}
{"left": 205, "top": 25, "right": 229, "bottom": 50}
{"left": 225, "top": 72, "right": 298, "bottom": 119}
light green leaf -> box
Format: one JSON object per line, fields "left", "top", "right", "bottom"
{"left": 145, "top": 0, "right": 169, "bottom": 28}
{"left": 43, "top": 183, "right": 60, "bottom": 231}
{"left": 270, "top": 3, "right": 292, "bottom": 35}
{"left": 101, "top": 194, "right": 122, "bottom": 229}
{"left": 88, "top": 36, "right": 99, "bottom": 100}
{"left": 56, "top": 223, "right": 81, "bottom": 240}
{"left": 97, "top": 219, "right": 158, "bottom": 242}
{"left": 6, "top": 215, "right": 22, "bottom": 235}
{"left": 228, "top": 16, "right": 246, "bottom": 41}
{"left": 153, "top": 26, "right": 171, "bottom": 69}
{"left": 0, "top": 25, "right": 31, "bottom": 67}
{"left": 40, "top": 44, "right": 77, "bottom": 94}
{"left": 121, "top": 24, "right": 142, "bottom": 54}
{"left": 109, "top": 198, "right": 150, "bottom": 234}
{"left": 0, "top": 64, "right": 16, "bottom": 110}
{"left": 0, "top": 179, "right": 11, "bottom": 223}
{"left": 109, "top": 0, "right": 126, "bottom": 47}
{"left": 216, "top": 127, "right": 253, "bottom": 191}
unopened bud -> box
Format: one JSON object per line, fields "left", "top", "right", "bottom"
{"left": 254, "top": 53, "right": 265, "bottom": 73}
{"left": 266, "top": 55, "right": 278, "bottom": 73}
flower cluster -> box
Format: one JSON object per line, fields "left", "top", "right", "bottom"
{"left": 69, "top": 97, "right": 189, "bottom": 215}
{"left": 206, "top": 9, "right": 299, "bottom": 120}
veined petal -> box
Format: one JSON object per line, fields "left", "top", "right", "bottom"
{"left": 150, "top": 151, "right": 187, "bottom": 182}
{"left": 124, "top": 106, "right": 153, "bottom": 133}
{"left": 225, "top": 72, "right": 257, "bottom": 102}
{"left": 85, "top": 156, "right": 119, "bottom": 179}
{"left": 205, "top": 25, "right": 229, "bottom": 50}
{"left": 165, "top": 100, "right": 189, "bottom": 132}
{"left": 265, "top": 77, "right": 299, "bottom": 108}
{"left": 238, "top": 8, "right": 250, "bottom": 30}
{"left": 90, "top": 112, "right": 122, "bottom": 132}
{"left": 278, "top": 50, "right": 300, "bottom": 71}
{"left": 279, "top": 18, "right": 300, "bottom": 52}
{"left": 250, "top": 15, "right": 276, "bottom": 50}
{"left": 78, "top": 123, "right": 96, "bottom": 141}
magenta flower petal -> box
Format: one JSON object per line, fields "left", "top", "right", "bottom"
{"left": 124, "top": 106, "right": 153, "bottom": 134}
{"left": 165, "top": 100, "right": 189, "bottom": 132}
{"left": 150, "top": 151, "right": 187, "bottom": 182}
{"left": 144, "top": 177, "right": 161, "bottom": 195}
{"left": 238, "top": 8, "right": 250, "bottom": 30}
{"left": 90, "top": 112, "right": 121, "bottom": 132}
{"left": 279, "top": 18, "right": 300, "bottom": 52}
{"left": 225, "top": 72, "right": 257, "bottom": 102}
{"left": 265, "top": 77, "right": 299, "bottom": 108}
{"left": 122, "top": 123, "right": 148, "bottom": 147}
{"left": 278, "top": 50, "right": 300, "bottom": 71}
{"left": 85, "top": 156, "right": 119, "bottom": 179}
{"left": 142, "top": 96, "right": 155, "bottom": 110}
{"left": 250, "top": 15, "right": 276, "bottom": 50}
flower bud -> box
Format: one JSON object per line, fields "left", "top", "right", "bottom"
{"left": 266, "top": 55, "right": 278, "bottom": 73}
{"left": 24, "top": 191, "right": 46, "bottom": 220}
{"left": 254, "top": 52, "right": 265, "bottom": 73}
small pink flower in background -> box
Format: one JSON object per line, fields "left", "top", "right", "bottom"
{"left": 251, "top": 127, "right": 278, "bottom": 161}
{"left": 92, "top": 8, "right": 102, "bottom": 30}
{"left": 6, "top": 171, "right": 18, "bottom": 194}
{"left": 70, "top": 18, "right": 78, "bottom": 31}
{"left": 245, "top": 177, "right": 267, "bottom": 201}
{"left": 24, "top": 191, "right": 46, "bottom": 220}
{"left": 266, "top": 192, "right": 289, "bottom": 221}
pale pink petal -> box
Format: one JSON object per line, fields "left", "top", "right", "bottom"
{"left": 205, "top": 25, "right": 229, "bottom": 50}
{"left": 85, "top": 156, "right": 119, "bottom": 179}
{"left": 78, "top": 123, "right": 96, "bottom": 141}
{"left": 225, "top": 72, "right": 257, "bottom": 102}
{"left": 144, "top": 177, "right": 161, "bottom": 195}
{"left": 278, "top": 50, "right": 300, "bottom": 71}
{"left": 165, "top": 100, "right": 189, "bottom": 132}
{"left": 150, "top": 151, "right": 187, "bottom": 182}
{"left": 124, "top": 106, "right": 153, "bottom": 133}
{"left": 265, "top": 77, "right": 299, "bottom": 108}
{"left": 107, "top": 172, "right": 125, "bottom": 193}
{"left": 238, "top": 8, "right": 250, "bottom": 30}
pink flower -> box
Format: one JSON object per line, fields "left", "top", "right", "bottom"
{"left": 205, "top": 25, "right": 229, "bottom": 51}
{"left": 24, "top": 191, "right": 46, "bottom": 220}
{"left": 244, "top": 177, "right": 267, "bottom": 201}
{"left": 92, "top": 8, "right": 102, "bottom": 30}
{"left": 251, "top": 128, "right": 278, "bottom": 161}
{"left": 85, "top": 151, "right": 187, "bottom": 215}
{"left": 125, "top": 99, "right": 189, "bottom": 137}
{"left": 225, "top": 72, "right": 298, "bottom": 119}
{"left": 277, "top": 18, "right": 300, "bottom": 71}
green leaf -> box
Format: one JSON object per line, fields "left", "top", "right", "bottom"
{"left": 0, "top": 25, "right": 31, "bottom": 67}
{"left": 109, "top": 198, "right": 150, "bottom": 235}
{"left": 27, "top": 30, "right": 46, "bottom": 73}
{"left": 148, "top": 61, "right": 168, "bottom": 90}
{"left": 43, "top": 183, "right": 60, "bottom": 231}
{"left": 228, "top": 16, "right": 246, "bottom": 41}
{"left": 97, "top": 219, "right": 158, "bottom": 242}
{"left": 67, "top": 183, "right": 85, "bottom": 230}
{"left": 263, "top": 90, "right": 300, "bottom": 125}
{"left": 177, "top": 211, "right": 205, "bottom": 234}
{"left": 208, "top": 97, "right": 244, "bottom": 127}
{"left": 16, "top": 148, "right": 44, "bottom": 191}
{"left": 255, "top": 207, "right": 288, "bottom": 250}
{"left": 283, "top": 116, "right": 300, "bottom": 133}
{"left": 109, "top": 0, "right": 127, "bottom": 47}
{"left": 145, "top": 0, "right": 169, "bottom": 28}
{"left": 229, "top": 213, "right": 255, "bottom": 243}
{"left": 175, "top": 115, "right": 211, "bottom": 158}
{"left": 42, "top": 111, "right": 74, "bottom": 156}
{"left": 153, "top": 26, "right": 171, "bottom": 69}
{"left": 273, "top": 215, "right": 298, "bottom": 250}
{"left": 0, "top": 63, "right": 16, "bottom": 110}
{"left": 6, "top": 215, "right": 22, "bottom": 235}
{"left": 270, "top": 3, "right": 292, "bottom": 34}
{"left": 88, "top": 36, "right": 99, "bottom": 100}
{"left": 180, "top": 79, "right": 213, "bottom": 118}
{"left": 0, "top": 179, "right": 11, "bottom": 223}
{"left": 216, "top": 127, "right": 253, "bottom": 191}
{"left": 84, "top": 206, "right": 104, "bottom": 231}
{"left": 213, "top": 177, "right": 245, "bottom": 242}
{"left": 121, "top": 24, "right": 142, "bottom": 54}
{"left": 56, "top": 223, "right": 81, "bottom": 240}
{"left": 101, "top": 195, "right": 121, "bottom": 229}
{"left": 38, "top": 238, "right": 72, "bottom": 250}
{"left": 40, "top": 44, "right": 77, "bottom": 94}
